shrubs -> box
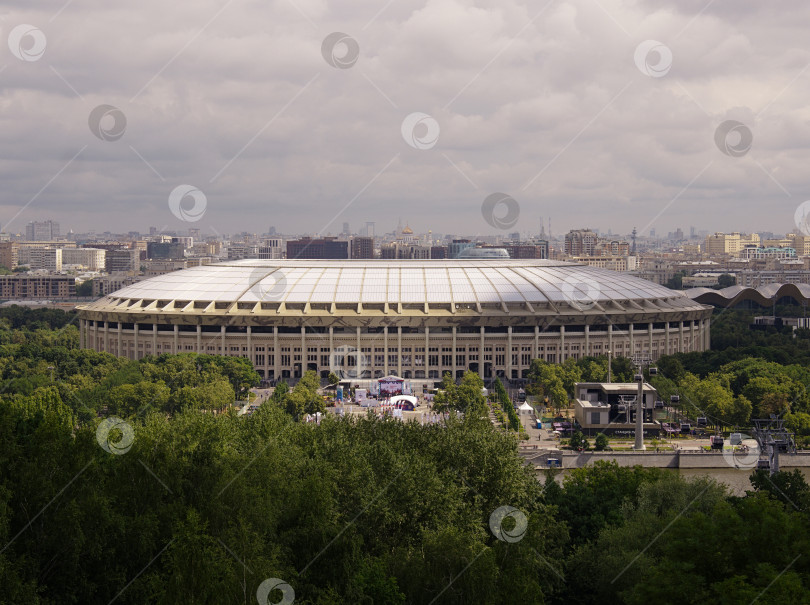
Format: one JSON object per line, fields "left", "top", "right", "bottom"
{"left": 493, "top": 378, "right": 520, "bottom": 432}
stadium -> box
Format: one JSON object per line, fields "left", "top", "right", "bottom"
{"left": 76, "top": 259, "right": 713, "bottom": 385}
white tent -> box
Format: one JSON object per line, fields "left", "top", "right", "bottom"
{"left": 518, "top": 402, "right": 534, "bottom": 414}
{"left": 390, "top": 395, "right": 418, "bottom": 405}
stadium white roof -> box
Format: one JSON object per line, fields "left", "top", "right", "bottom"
{"left": 100, "top": 259, "right": 691, "bottom": 306}
{"left": 74, "top": 259, "right": 714, "bottom": 320}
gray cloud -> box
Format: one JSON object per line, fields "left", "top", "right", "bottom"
{"left": 1, "top": 0, "right": 810, "bottom": 236}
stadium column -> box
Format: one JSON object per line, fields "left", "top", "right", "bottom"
{"left": 608, "top": 323, "right": 613, "bottom": 357}
{"left": 560, "top": 325, "right": 565, "bottom": 361}
{"left": 174, "top": 325, "right": 179, "bottom": 354}
{"left": 104, "top": 321, "right": 109, "bottom": 353}
{"left": 196, "top": 325, "right": 201, "bottom": 353}
{"left": 153, "top": 324, "right": 157, "bottom": 355}
{"left": 704, "top": 318, "right": 711, "bottom": 350}
{"left": 383, "top": 327, "right": 388, "bottom": 375}
{"left": 507, "top": 326, "right": 512, "bottom": 378}
{"left": 303, "top": 327, "right": 308, "bottom": 375}
{"left": 426, "top": 326, "right": 431, "bottom": 378}
{"left": 691, "top": 320, "right": 697, "bottom": 353}
{"left": 584, "top": 324, "right": 589, "bottom": 356}
{"left": 221, "top": 326, "right": 226, "bottom": 355}
{"left": 79, "top": 319, "right": 84, "bottom": 349}
{"left": 534, "top": 325, "right": 539, "bottom": 360}
{"left": 679, "top": 321, "right": 684, "bottom": 353}
{"left": 273, "top": 327, "right": 279, "bottom": 380}
{"left": 247, "top": 326, "right": 252, "bottom": 364}
{"left": 665, "top": 322, "right": 670, "bottom": 355}
{"left": 117, "top": 323, "right": 122, "bottom": 357}
{"left": 451, "top": 326, "right": 456, "bottom": 379}
{"left": 93, "top": 321, "right": 98, "bottom": 352}
{"left": 628, "top": 323, "right": 634, "bottom": 357}
{"left": 397, "top": 326, "right": 402, "bottom": 376}
{"left": 479, "top": 326, "right": 485, "bottom": 381}
{"left": 648, "top": 322, "right": 653, "bottom": 357}
{"left": 355, "top": 327, "right": 360, "bottom": 379}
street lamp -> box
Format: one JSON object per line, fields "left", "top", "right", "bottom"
{"left": 634, "top": 372, "right": 645, "bottom": 451}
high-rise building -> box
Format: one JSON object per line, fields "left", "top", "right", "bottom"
{"left": 0, "top": 242, "right": 19, "bottom": 269}
{"left": 287, "top": 237, "right": 349, "bottom": 259}
{"left": 350, "top": 237, "right": 374, "bottom": 259}
{"left": 564, "top": 229, "right": 598, "bottom": 256}
{"left": 25, "top": 220, "right": 60, "bottom": 241}
{"left": 342, "top": 222, "right": 351, "bottom": 236}
{"left": 105, "top": 249, "right": 141, "bottom": 273}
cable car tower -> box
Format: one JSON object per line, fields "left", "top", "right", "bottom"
{"left": 752, "top": 416, "right": 796, "bottom": 476}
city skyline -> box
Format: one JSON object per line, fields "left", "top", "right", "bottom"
{"left": 3, "top": 2, "right": 810, "bottom": 236}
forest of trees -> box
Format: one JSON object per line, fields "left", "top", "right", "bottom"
{"left": 0, "top": 307, "right": 809, "bottom": 603}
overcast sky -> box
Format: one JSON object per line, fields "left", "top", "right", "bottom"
{"left": 2, "top": 0, "right": 810, "bottom": 238}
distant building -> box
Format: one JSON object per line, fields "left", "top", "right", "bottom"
{"left": 501, "top": 242, "right": 548, "bottom": 259}
{"left": 146, "top": 241, "right": 185, "bottom": 260}
{"left": 105, "top": 249, "right": 140, "bottom": 273}
{"left": 740, "top": 246, "right": 797, "bottom": 260}
{"left": 350, "top": 237, "right": 374, "bottom": 259}
{"left": 456, "top": 247, "right": 509, "bottom": 259}
{"left": 18, "top": 247, "right": 62, "bottom": 271}
{"left": 258, "top": 239, "right": 284, "bottom": 260}
{"left": 287, "top": 237, "right": 348, "bottom": 259}
{"left": 0, "top": 275, "right": 75, "bottom": 298}
{"left": 25, "top": 220, "right": 60, "bottom": 241}
{"left": 564, "top": 229, "right": 598, "bottom": 256}
{"left": 430, "top": 246, "right": 448, "bottom": 259}
{"left": 380, "top": 242, "right": 431, "bottom": 259}
{"left": 92, "top": 274, "right": 143, "bottom": 297}
{"left": 0, "top": 242, "right": 19, "bottom": 269}
{"left": 448, "top": 240, "right": 475, "bottom": 258}
{"left": 62, "top": 248, "right": 106, "bottom": 271}
{"left": 704, "top": 232, "right": 760, "bottom": 256}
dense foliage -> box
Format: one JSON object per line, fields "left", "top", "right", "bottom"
{"left": 0, "top": 307, "right": 809, "bottom": 603}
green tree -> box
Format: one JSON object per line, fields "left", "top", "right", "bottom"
{"left": 717, "top": 273, "right": 736, "bottom": 288}
{"left": 594, "top": 433, "right": 609, "bottom": 451}
{"left": 75, "top": 279, "right": 94, "bottom": 296}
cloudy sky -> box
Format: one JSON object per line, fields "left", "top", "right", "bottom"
{"left": 2, "top": 0, "right": 810, "bottom": 238}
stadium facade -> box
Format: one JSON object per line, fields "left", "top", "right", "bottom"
{"left": 76, "top": 259, "right": 713, "bottom": 384}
